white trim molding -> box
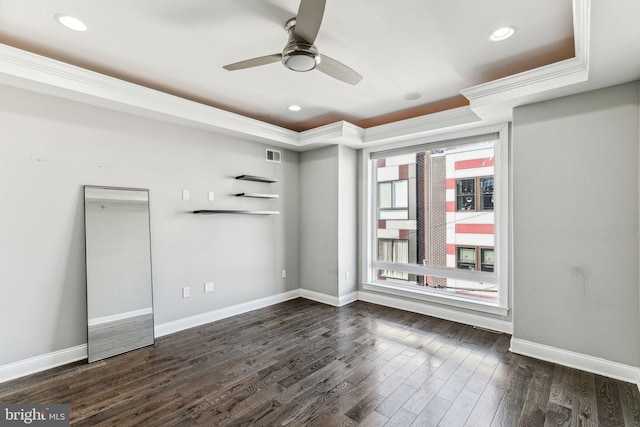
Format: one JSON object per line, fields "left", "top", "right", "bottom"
{"left": 0, "top": 345, "right": 87, "bottom": 384}
{"left": 298, "top": 121, "right": 364, "bottom": 149}
{"left": 358, "top": 290, "right": 512, "bottom": 334}
{"left": 362, "top": 282, "right": 508, "bottom": 317}
{"left": 363, "top": 107, "right": 484, "bottom": 147}
{"left": 0, "top": 43, "right": 299, "bottom": 147}
{"left": 339, "top": 291, "right": 359, "bottom": 306}
{"left": 510, "top": 338, "right": 640, "bottom": 386}
{"left": 155, "top": 289, "right": 301, "bottom": 337}
{"left": 300, "top": 289, "right": 358, "bottom": 307}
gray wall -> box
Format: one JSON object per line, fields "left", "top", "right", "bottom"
{"left": 0, "top": 84, "right": 299, "bottom": 366}
{"left": 299, "top": 145, "right": 358, "bottom": 299}
{"left": 300, "top": 146, "right": 340, "bottom": 296}
{"left": 512, "top": 81, "right": 640, "bottom": 366}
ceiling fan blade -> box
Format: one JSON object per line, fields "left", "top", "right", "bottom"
{"left": 316, "top": 55, "right": 363, "bottom": 85}
{"left": 223, "top": 54, "right": 282, "bottom": 71}
{"left": 295, "top": 0, "right": 326, "bottom": 44}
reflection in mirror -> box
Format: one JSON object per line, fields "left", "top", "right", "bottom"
{"left": 84, "top": 186, "right": 154, "bottom": 362}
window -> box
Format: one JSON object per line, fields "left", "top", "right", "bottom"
{"left": 456, "top": 177, "right": 494, "bottom": 211}
{"left": 378, "top": 179, "right": 408, "bottom": 220}
{"left": 480, "top": 177, "right": 494, "bottom": 210}
{"left": 362, "top": 126, "right": 509, "bottom": 315}
{"left": 456, "top": 179, "right": 476, "bottom": 211}
{"left": 378, "top": 239, "right": 409, "bottom": 280}
{"left": 456, "top": 246, "right": 495, "bottom": 272}
{"left": 456, "top": 246, "right": 477, "bottom": 270}
{"left": 481, "top": 247, "right": 495, "bottom": 272}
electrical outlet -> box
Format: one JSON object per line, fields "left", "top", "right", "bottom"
{"left": 204, "top": 282, "right": 214, "bottom": 293}
{"left": 281, "top": 269, "right": 287, "bottom": 279}
{"left": 182, "top": 189, "right": 190, "bottom": 201}
{"left": 182, "top": 287, "right": 190, "bottom": 298}
{"left": 345, "top": 270, "right": 350, "bottom": 280}
{"left": 208, "top": 191, "right": 215, "bottom": 201}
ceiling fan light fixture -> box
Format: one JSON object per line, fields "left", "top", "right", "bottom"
{"left": 55, "top": 14, "right": 87, "bottom": 32}
{"left": 282, "top": 48, "right": 320, "bottom": 72}
{"left": 489, "top": 26, "right": 516, "bottom": 41}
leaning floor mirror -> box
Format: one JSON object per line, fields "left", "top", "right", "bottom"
{"left": 84, "top": 186, "right": 155, "bottom": 363}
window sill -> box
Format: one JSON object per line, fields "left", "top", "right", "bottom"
{"left": 362, "top": 281, "right": 509, "bottom": 316}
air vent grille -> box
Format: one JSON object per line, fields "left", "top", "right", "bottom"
{"left": 266, "top": 149, "right": 281, "bottom": 163}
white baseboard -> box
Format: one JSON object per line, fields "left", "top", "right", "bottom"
{"left": 6, "top": 292, "right": 637, "bottom": 391}
{"left": 88, "top": 307, "right": 153, "bottom": 326}
{"left": 1, "top": 289, "right": 314, "bottom": 384}
{"left": 339, "top": 291, "right": 359, "bottom": 306}
{"left": 154, "top": 289, "right": 301, "bottom": 337}
{"left": 0, "top": 345, "right": 87, "bottom": 384}
{"left": 300, "top": 289, "right": 358, "bottom": 307}
{"left": 510, "top": 338, "right": 640, "bottom": 386}
{"left": 357, "top": 290, "right": 513, "bottom": 334}
{"left": 1, "top": 291, "right": 303, "bottom": 384}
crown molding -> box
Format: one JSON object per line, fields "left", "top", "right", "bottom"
{"left": 0, "top": 0, "right": 591, "bottom": 151}
{"left": 461, "top": 0, "right": 590, "bottom": 121}
{"left": 0, "top": 43, "right": 482, "bottom": 150}
{"left": 363, "top": 106, "right": 484, "bottom": 147}
{"left": 0, "top": 43, "right": 299, "bottom": 147}
{"left": 298, "top": 120, "right": 365, "bottom": 150}
{"left": 461, "top": 57, "right": 589, "bottom": 107}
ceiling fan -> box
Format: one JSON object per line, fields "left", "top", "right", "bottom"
{"left": 222, "top": 0, "right": 362, "bottom": 85}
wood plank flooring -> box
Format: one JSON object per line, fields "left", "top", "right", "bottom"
{"left": 1, "top": 299, "right": 639, "bottom": 426}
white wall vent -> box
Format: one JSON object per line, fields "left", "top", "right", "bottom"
{"left": 266, "top": 149, "right": 281, "bottom": 163}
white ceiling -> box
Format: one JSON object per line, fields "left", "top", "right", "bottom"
{"left": 0, "top": 0, "right": 638, "bottom": 134}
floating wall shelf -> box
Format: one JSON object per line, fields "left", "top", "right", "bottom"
{"left": 235, "top": 175, "right": 278, "bottom": 183}
{"left": 193, "top": 210, "right": 279, "bottom": 215}
{"left": 235, "top": 192, "right": 279, "bottom": 199}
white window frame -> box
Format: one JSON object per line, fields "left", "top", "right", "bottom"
{"left": 360, "top": 124, "right": 510, "bottom": 316}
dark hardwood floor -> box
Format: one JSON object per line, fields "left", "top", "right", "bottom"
{"left": 1, "top": 299, "right": 639, "bottom": 426}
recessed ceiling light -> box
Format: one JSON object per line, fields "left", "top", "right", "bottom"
{"left": 288, "top": 105, "right": 301, "bottom": 112}
{"left": 55, "top": 14, "right": 88, "bottom": 32}
{"left": 489, "top": 26, "right": 516, "bottom": 41}
{"left": 404, "top": 92, "right": 421, "bottom": 101}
